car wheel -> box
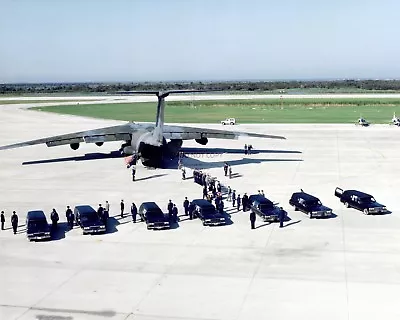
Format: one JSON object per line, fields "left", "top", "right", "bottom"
{"left": 294, "top": 206, "right": 298, "bottom": 211}
{"left": 309, "top": 213, "right": 313, "bottom": 219}
{"left": 230, "top": 122, "right": 234, "bottom": 125}
{"left": 363, "top": 209, "right": 369, "bottom": 215}
{"left": 222, "top": 123, "right": 225, "bottom": 125}
{"left": 344, "top": 202, "right": 349, "bottom": 208}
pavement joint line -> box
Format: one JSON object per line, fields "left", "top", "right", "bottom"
{"left": 234, "top": 219, "right": 277, "bottom": 320}
{"left": 130, "top": 221, "right": 209, "bottom": 315}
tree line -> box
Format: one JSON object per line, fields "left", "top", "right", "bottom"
{"left": 1, "top": 80, "right": 400, "bottom": 94}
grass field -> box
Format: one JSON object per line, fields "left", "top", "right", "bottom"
{"left": 32, "top": 98, "right": 400, "bottom": 123}
{"left": 0, "top": 99, "right": 100, "bottom": 105}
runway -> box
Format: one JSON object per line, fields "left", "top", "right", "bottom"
{"left": 1, "top": 101, "right": 400, "bottom": 320}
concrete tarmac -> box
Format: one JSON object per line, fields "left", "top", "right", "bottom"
{"left": 1, "top": 104, "right": 400, "bottom": 320}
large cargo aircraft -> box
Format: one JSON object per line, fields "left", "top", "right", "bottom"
{"left": 0, "top": 90, "right": 285, "bottom": 168}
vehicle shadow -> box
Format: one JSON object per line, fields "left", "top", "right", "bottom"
{"left": 283, "top": 220, "right": 302, "bottom": 228}
{"left": 22, "top": 151, "right": 124, "bottom": 165}
{"left": 106, "top": 217, "right": 120, "bottom": 234}
{"left": 51, "top": 222, "right": 70, "bottom": 240}
{"left": 134, "top": 174, "right": 168, "bottom": 182}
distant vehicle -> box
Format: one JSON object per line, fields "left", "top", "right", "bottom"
{"left": 334, "top": 187, "right": 388, "bottom": 215}
{"left": 26, "top": 210, "right": 51, "bottom": 241}
{"left": 190, "top": 199, "right": 226, "bottom": 226}
{"left": 390, "top": 112, "right": 400, "bottom": 126}
{"left": 138, "top": 202, "right": 170, "bottom": 230}
{"left": 221, "top": 118, "right": 236, "bottom": 125}
{"left": 248, "top": 194, "right": 284, "bottom": 222}
{"left": 289, "top": 191, "right": 333, "bottom": 218}
{"left": 355, "top": 117, "right": 370, "bottom": 127}
{"left": 74, "top": 205, "right": 106, "bottom": 234}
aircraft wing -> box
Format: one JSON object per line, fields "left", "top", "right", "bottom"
{"left": 162, "top": 125, "right": 285, "bottom": 140}
{"left": 0, "top": 123, "right": 150, "bottom": 150}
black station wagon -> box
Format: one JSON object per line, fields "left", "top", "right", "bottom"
{"left": 139, "top": 202, "right": 170, "bottom": 230}
{"left": 190, "top": 199, "right": 226, "bottom": 226}
{"left": 26, "top": 210, "right": 51, "bottom": 241}
{"left": 248, "top": 194, "right": 284, "bottom": 222}
{"left": 334, "top": 187, "right": 388, "bottom": 215}
{"left": 289, "top": 191, "right": 333, "bottom": 218}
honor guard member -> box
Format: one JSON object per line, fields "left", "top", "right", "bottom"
{"left": 203, "top": 186, "right": 208, "bottom": 199}
{"left": 217, "top": 182, "right": 222, "bottom": 193}
{"left": 244, "top": 144, "right": 248, "bottom": 155}
{"left": 229, "top": 166, "right": 232, "bottom": 179}
{"left": 183, "top": 197, "right": 190, "bottom": 215}
{"left": 1, "top": 211, "right": 5, "bottom": 230}
{"left": 261, "top": 190, "right": 265, "bottom": 197}
{"left": 227, "top": 186, "right": 232, "bottom": 201}
{"left": 66, "top": 206, "right": 73, "bottom": 229}
{"left": 278, "top": 209, "right": 285, "bottom": 228}
{"left": 189, "top": 202, "right": 194, "bottom": 220}
{"left": 120, "top": 200, "right": 125, "bottom": 218}
{"left": 167, "top": 200, "right": 173, "bottom": 220}
{"left": 181, "top": 167, "right": 186, "bottom": 180}
{"left": 50, "top": 209, "right": 59, "bottom": 229}
{"left": 218, "top": 200, "right": 224, "bottom": 213}
{"left": 97, "top": 204, "right": 104, "bottom": 217}
{"left": 250, "top": 210, "right": 256, "bottom": 229}
{"left": 242, "top": 193, "right": 249, "bottom": 212}
{"left": 11, "top": 211, "right": 18, "bottom": 234}
{"left": 172, "top": 204, "right": 178, "bottom": 222}
{"left": 105, "top": 201, "right": 110, "bottom": 214}
{"left": 224, "top": 163, "right": 228, "bottom": 176}
{"left": 131, "top": 202, "right": 138, "bottom": 223}
{"left": 236, "top": 195, "right": 241, "bottom": 211}
{"left": 232, "top": 190, "right": 236, "bottom": 207}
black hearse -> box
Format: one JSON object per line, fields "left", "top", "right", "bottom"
{"left": 289, "top": 191, "right": 333, "bottom": 218}
{"left": 190, "top": 199, "right": 226, "bottom": 226}
{"left": 248, "top": 194, "right": 284, "bottom": 222}
{"left": 74, "top": 205, "right": 106, "bottom": 234}
{"left": 26, "top": 210, "right": 51, "bottom": 241}
{"left": 334, "top": 187, "right": 388, "bottom": 215}
{"left": 138, "top": 202, "right": 170, "bottom": 230}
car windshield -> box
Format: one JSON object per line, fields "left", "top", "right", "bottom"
{"left": 202, "top": 208, "right": 217, "bottom": 217}
{"left": 259, "top": 203, "right": 273, "bottom": 211}
{"left": 81, "top": 214, "right": 99, "bottom": 223}
{"left": 28, "top": 221, "right": 48, "bottom": 229}
{"left": 360, "top": 197, "right": 375, "bottom": 203}
{"left": 307, "top": 200, "right": 322, "bottom": 206}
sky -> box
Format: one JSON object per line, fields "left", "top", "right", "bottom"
{"left": 1, "top": 0, "right": 400, "bottom": 83}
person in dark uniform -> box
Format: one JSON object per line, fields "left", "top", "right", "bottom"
{"left": 218, "top": 200, "right": 224, "bottom": 213}
{"left": 232, "top": 190, "right": 236, "bottom": 207}
{"left": 1, "top": 211, "right": 5, "bottom": 230}
{"left": 11, "top": 211, "right": 18, "bottom": 234}
{"left": 224, "top": 163, "right": 228, "bottom": 176}
{"left": 278, "top": 209, "right": 285, "bottom": 228}
{"left": 50, "top": 209, "right": 59, "bottom": 230}
{"left": 172, "top": 204, "right": 178, "bottom": 222}
{"left": 203, "top": 186, "right": 208, "bottom": 199}
{"left": 244, "top": 144, "right": 248, "bottom": 155}
{"left": 183, "top": 197, "right": 190, "bottom": 215}
{"left": 120, "top": 200, "right": 125, "bottom": 218}
{"left": 66, "top": 206, "right": 73, "bottom": 229}
{"left": 181, "top": 167, "right": 186, "bottom": 180}
{"left": 236, "top": 195, "right": 241, "bottom": 211}
{"left": 131, "top": 202, "right": 137, "bottom": 223}
{"left": 97, "top": 204, "right": 104, "bottom": 217}
{"left": 229, "top": 166, "right": 232, "bottom": 179}
{"left": 217, "top": 182, "right": 222, "bottom": 193}
{"left": 189, "top": 203, "right": 194, "bottom": 220}
{"left": 250, "top": 210, "right": 256, "bottom": 229}
{"left": 242, "top": 193, "right": 249, "bottom": 212}
{"left": 167, "top": 200, "right": 173, "bottom": 221}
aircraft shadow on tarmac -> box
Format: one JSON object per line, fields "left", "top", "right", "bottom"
{"left": 22, "top": 151, "right": 124, "bottom": 165}
{"left": 181, "top": 147, "right": 302, "bottom": 155}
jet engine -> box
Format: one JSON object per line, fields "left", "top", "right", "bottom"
{"left": 195, "top": 137, "right": 208, "bottom": 145}
{"left": 70, "top": 143, "right": 80, "bottom": 150}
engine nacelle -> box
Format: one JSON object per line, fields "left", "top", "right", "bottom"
{"left": 95, "top": 142, "right": 104, "bottom": 147}
{"left": 195, "top": 137, "right": 208, "bottom": 145}
{"left": 70, "top": 143, "right": 80, "bottom": 150}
